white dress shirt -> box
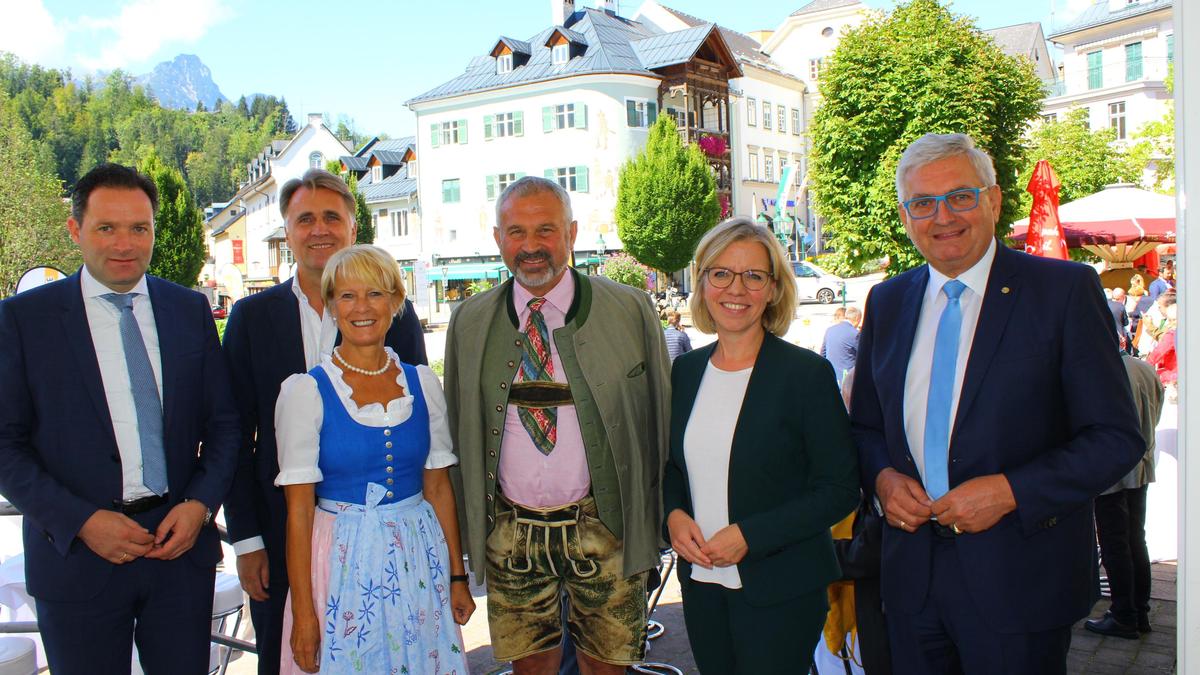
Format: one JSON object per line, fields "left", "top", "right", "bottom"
{"left": 683, "top": 361, "right": 752, "bottom": 589}
{"left": 80, "top": 266, "right": 163, "bottom": 500}
{"left": 292, "top": 276, "right": 338, "bottom": 370}
{"left": 902, "top": 238, "right": 996, "bottom": 484}
{"left": 274, "top": 348, "right": 456, "bottom": 486}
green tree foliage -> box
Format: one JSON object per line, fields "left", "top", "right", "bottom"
{"left": 0, "top": 96, "right": 80, "bottom": 295}
{"left": 0, "top": 53, "right": 299, "bottom": 207}
{"left": 1128, "top": 66, "right": 1175, "bottom": 194}
{"left": 1016, "top": 108, "right": 1139, "bottom": 216}
{"left": 348, "top": 174, "right": 374, "bottom": 244}
{"left": 140, "top": 153, "right": 206, "bottom": 287}
{"left": 615, "top": 115, "right": 720, "bottom": 272}
{"left": 600, "top": 253, "right": 649, "bottom": 290}
{"left": 808, "top": 0, "right": 1044, "bottom": 275}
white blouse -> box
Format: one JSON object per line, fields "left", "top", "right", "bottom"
{"left": 274, "top": 348, "right": 457, "bottom": 486}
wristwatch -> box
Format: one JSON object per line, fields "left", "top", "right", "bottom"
{"left": 184, "top": 498, "right": 214, "bottom": 526}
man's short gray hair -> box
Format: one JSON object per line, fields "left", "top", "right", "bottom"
{"left": 279, "top": 168, "right": 357, "bottom": 224}
{"left": 895, "top": 133, "right": 997, "bottom": 202}
{"left": 495, "top": 176, "right": 573, "bottom": 226}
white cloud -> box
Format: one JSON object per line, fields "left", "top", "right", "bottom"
{"left": 76, "top": 0, "right": 233, "bottom": 70}
{"left": 0, "top": 0, "right": 66, "bottom": 64}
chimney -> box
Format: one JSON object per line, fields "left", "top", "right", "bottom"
{"left": 307, "top": 113, "right": 323, "bottom": 128}
{"left": 552, "top": 0, "right": 575, "bottom": 25}
{"left": 602, "top": 0, "right": 618, "bottom": 15}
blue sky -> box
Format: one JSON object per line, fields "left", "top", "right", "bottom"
{"left": 2, "top": 0, "right": 1093, "bottom": 140}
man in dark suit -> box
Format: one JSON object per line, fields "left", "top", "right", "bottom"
{"left": 221, "top": 169, "right": 427, "bottom": 674}
{"left": 1109, "top": 287, "right": 1131, "bottom": 352}
{"left": 850, "top": 134, "right": 1143, "bottom": 674}
{"left": 0, "top": 163, "right": 239, "bottom": 674}
{"left": 820, "top": 305, "right": 861, "bottom": 386}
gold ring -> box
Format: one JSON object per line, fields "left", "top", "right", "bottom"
{"left": 899, "top": 520, "right": 907, "bottom": 529}
{"left": 952, "top": 523, "right": 963, "bottom": 535}
{"left": 118, "top": 552, "right": 128, "bottom": 562}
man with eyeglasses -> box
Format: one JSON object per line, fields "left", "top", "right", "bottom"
{"left": 849, "top": 133, "right": 1142, "bottom": 674}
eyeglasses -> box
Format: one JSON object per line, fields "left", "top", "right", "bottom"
{"left": 703, "top": 267, "right": 772, "bottom": 291}
{"left": 902, "top": 187, "right": 990, "bottom": 220}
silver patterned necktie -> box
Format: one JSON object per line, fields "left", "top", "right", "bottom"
{"left": 101, "top": 293, "right": 168, "bottom": 496}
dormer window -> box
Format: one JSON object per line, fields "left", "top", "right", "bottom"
{"left": 497, "top": 53, "right": 513, "bottom": 74}
{"left": 372, "top": 166, "right": 382, "bottom": 182}
{"left": 552, "top": 43, "right": 570, "bottom": 65}
{"left": 309, "top": 152, "right": 323, "bottom": 169}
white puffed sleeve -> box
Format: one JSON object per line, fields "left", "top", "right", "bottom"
{"left": 274, "top": 373, "right": 325, "bottom": 485}
{"left": 417, "top": 364, "right": 459, "bottom": 470}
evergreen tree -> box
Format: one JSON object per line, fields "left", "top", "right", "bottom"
{"left": 615, "top": 115, "right": 720, "bottom": 272}
{"left": 348, "top": 174, "right": 374, "bottom": 244}
{"left": 140, "top": 152, "right": 205, "bottom": 287}
{"left": 808, "top": 0, "right": 1044, "bottom": 275}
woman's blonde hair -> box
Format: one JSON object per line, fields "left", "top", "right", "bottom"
{"left": 688, "top": 217, "right": 797, "bottom": 336}
{"left": 321, "top": 244, "right": 407, "bottom": 316}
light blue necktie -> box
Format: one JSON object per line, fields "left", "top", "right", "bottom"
{"left": 923, "top": 279, "right": 966, "bottom": 501}
{"left": 102, "top": 293, "right": 168, "bottom": 496}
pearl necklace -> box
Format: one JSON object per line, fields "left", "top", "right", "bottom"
{"left": 333, "top": 347, "right": 390, "bottom": 376}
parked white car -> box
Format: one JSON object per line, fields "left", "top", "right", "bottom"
{"left": 791, "top": 260, "right": 845, "bottom": 304}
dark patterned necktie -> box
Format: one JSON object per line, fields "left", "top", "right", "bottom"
{"left": 518, "top": 297, "right": 557, "bottom": 455}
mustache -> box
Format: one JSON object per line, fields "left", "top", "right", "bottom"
{"left": 515, "top": 249, "right": 552, "bottom": 264}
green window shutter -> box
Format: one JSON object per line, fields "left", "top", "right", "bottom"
{"left": 575, "top": 166, "right": 589, "bottom": 193}
{"left": 1087, "top": 51, "right": 1103, "bottom": 89}
{"left": 457, "top": 119, "right": 468, "bottom": 144}
{"left": 626, "top": 99, "right": 638, "bottom": 127}
{"left": 1168, "top": 34, "right": 1174, "bottom": 64}
{"left": 484, "top": 115, "right": 495, "bottom": 140}
{"left": 516, "top": 172, "right": 526, "bottom": 179}
{"left": 1125, "top": 42, "right": 1143, "bottom": 81}
{"left": 575, "top": 102, "right": 588, "bottom": 129}
{"left": 514, "top": 111, "right": 524, "bottom": 136}
{"left": 545, "top": 168, "right": 557, "bottom": 180}
{"left": 543, "top": 106, "right": 554, "bottom": 133}
{"left": 486, "top": 175, "right": 497, "bottom": 201}
{"left": 430, "top": 124, "right": 440, "bottom": 148}
{"left": 647, "top": 101, "right": 658, "bottom": 125}
{"left": 441, "top": 180, "right": 451, "bottom": 202}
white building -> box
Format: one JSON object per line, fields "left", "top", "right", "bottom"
{"left": 406, "top": 0, "right": 742, "bottom": 291}
{"left": 1042, "top": 0, "right": 1173, "bottom": 146}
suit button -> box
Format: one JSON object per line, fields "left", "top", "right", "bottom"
{"left": 487, "top": 472, "right": 495, "bottom": 480}
{"left": 507, "top": 361, "right": 515, "bottom": 368}
{"left": 386, "top": 455, "right": 393, "bottom": 462}
{"left": 500, "top": 382, "right": 508, "bottom": 389}
{"left": 486, "top": 494, "right": 493, "bottom": 502}
{"left": 386, "top": 491, "right": 394, "bottom": 498}
{"left": 384, "top": 429, "right": 392, "bottom": 437}
{"left": 386, "top": 466, "right": 394, "bottom": 474}
{"left": 515, "top": 339, "right": 522, "bottom": 347}
{"left": 488, "top": 515, "right": 495, "bottom": 523}
{"left": 496, "top": 405, "right": 503, "bottom": 412}
{"left": 489, "top": 450, "right": 496, "bottom": 457}
{"left": 492, "top": 428, "right": 500, "bottom": 435}
{"left": 385, "top": 441, "right": 393, "bottom": 448}
{"left": 387, "top": 478, "right": 394, "bottom": 485}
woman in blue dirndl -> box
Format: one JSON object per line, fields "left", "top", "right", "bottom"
{"left": 275, "top": 245, "right": 474, "bottom": 674}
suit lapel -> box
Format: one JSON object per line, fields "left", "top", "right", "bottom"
{"left": 268, "top": 281, "right": 307, "bottom": 373}
{"left": 671, "top": 343, "right": 715, "bottom": 471}
{"left": 885, "top": 268, "right": 929, "bottom": 460}
{"left": 952, "top": 245, "right": 1020, "bottom": 438}
{"left": 60, "top": 273, "right": 118, "bottom": 450}
{"left": 727, "top": 335, "right": 776, "bottom": 502}
{"left": 146, "top": 277, "right": 180, "bottom": 433}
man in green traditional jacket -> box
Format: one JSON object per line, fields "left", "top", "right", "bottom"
{"left": 444, "top": 176, "right": 671, "bottom": 674}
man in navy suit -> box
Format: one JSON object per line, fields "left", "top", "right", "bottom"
{"left": 820, "top": 305, "right": 860, "bottom": 386}
{"left": 0, "top": 163, "right": 239, "bottom": 674}
{"left": 220, "top": 169, "right": 427, "bottom": 674}
{"left": 850, "top": 134, "right": 1143, "bottom": 674}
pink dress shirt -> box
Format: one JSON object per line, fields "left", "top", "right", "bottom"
{"left": 498, "top": 272, "right": 591, "bottom": 508}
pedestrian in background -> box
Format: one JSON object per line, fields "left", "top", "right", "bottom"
{"left": 664, "top": 311, "right": 693, "bottom": 362}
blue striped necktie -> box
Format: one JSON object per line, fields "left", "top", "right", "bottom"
{"left": 102, "top": 293, "right": 168, "bottom": 496}
{"left": 923, "top": 279, "right": 966, "bottom": 501}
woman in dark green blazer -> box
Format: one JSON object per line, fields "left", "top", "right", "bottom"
{"left": 663, "top": 217, "right": 860, "bottom": 674}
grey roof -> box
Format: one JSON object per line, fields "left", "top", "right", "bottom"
{"left": 1049, "top": 0, "right": 1172, "bottom": 39}
{"left": 371, "top": 137, "right": 416, "bottom": 152}
{"left": 408, "top": 8, "right": 681, "bottom": 105}
{"left": 360, "top": 173, "right": 417, "bottom": 203}
{"left": 631, "top": 23, "right": 715, "bottom": 69}
{"left": 263, "top": 226, "right": 286, "bottom": 242}
{"left": 657, "top": 4, "right": 801, "bottom": 80}
{"left": 549, "top": 27, "right": 588, "bottom": 46}
{"left": 370, "top": 150, "right": 408, "bottom": 165}
{"left": 340, "top": 156, "right": 369, "bottom": 171}
{"left": 985, "top": 22, "right": 1043, "bottom": 57}
{"left": 270, "top": 140, "right": 289, "bottom": 153}
{"left": 790, "top": 0, "right": 860, "bottom": 17}
{"left": 211, "top": 211, "right": 241, "bottom": 236}
{"left": 495, "top": 37, "right": 532, "bottom": 55}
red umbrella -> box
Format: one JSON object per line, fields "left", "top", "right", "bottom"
{"left": 1022, "top": 160, "right": 1069, "bottom": 259}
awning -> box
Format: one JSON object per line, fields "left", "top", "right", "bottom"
{"left": 429, "top": 262, "right": 510, "bottom": 282}
{"left": 1010, "top": 184, "right": 1176, "bottom": 246}
{"left": 262, "top": 226, "right": 286, "bottom": 242}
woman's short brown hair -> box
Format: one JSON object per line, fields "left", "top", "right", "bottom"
{"left": 688, "top": 216, "right": 797, "bottom": 336}
{"left": 321, "top": 245, "right": 407, "bottom": 316}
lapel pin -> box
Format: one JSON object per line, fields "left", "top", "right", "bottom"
{"left": 1001, "top": 287, "right": 1011, "bottom": 294}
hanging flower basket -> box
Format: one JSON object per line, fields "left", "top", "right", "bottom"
{"left": 697, "top": 134, "right": 727, "bottom": 158}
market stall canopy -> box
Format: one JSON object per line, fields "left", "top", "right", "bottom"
{"left": 1010, "top": 183, "right": 1175, "bottom": 246}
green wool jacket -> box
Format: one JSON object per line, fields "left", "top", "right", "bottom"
{"left": 444, "top": 270, "right": 672, "bottom": 580}
{"left": 663, "top": 333, "right": 861, "bottom": 607}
